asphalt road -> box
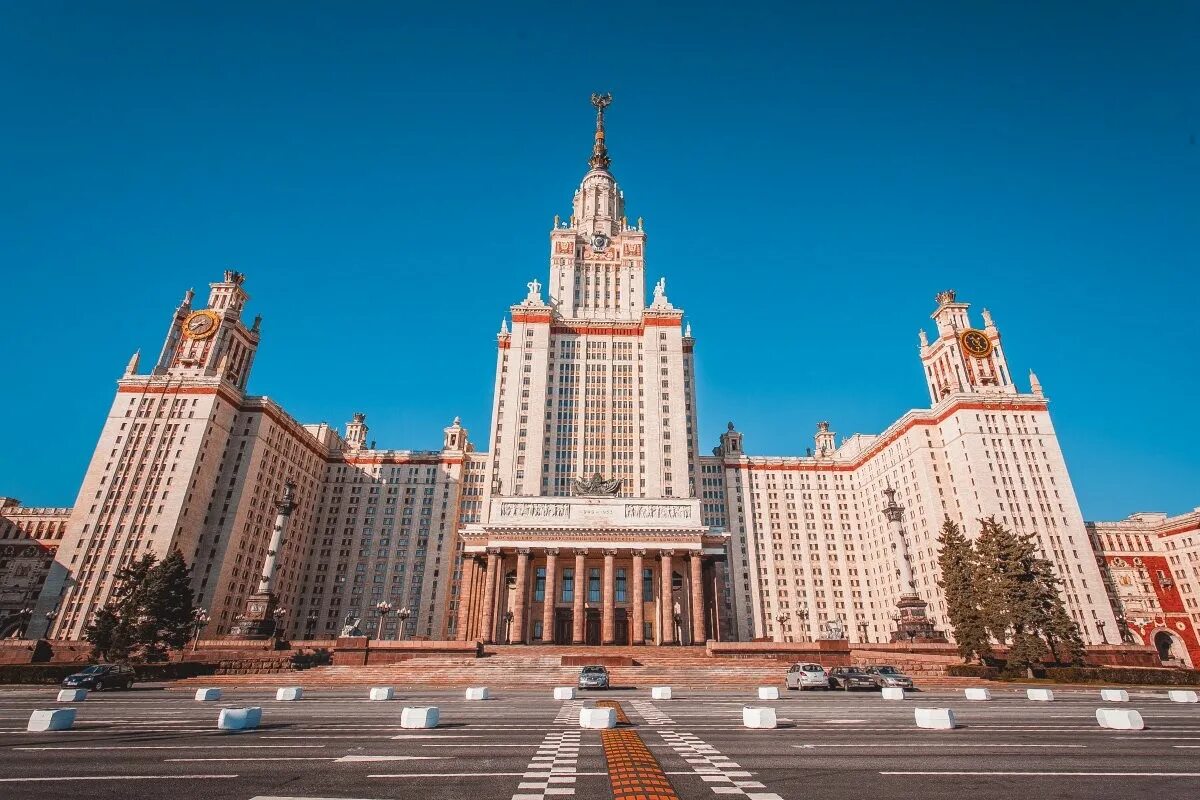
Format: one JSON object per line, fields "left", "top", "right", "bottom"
{"left": 1, "top": 684, "right": 1198, "bottom": 800}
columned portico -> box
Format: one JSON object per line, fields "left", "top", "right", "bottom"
{"left": 460, "top": 496, "right": 727, "bottom": 647}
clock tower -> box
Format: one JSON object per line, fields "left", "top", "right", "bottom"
{"left": 918, "top": 289, "right": 1015, "bottom": 404}
{"left": 153, "top": 270, "right": 261, "bottom": 391}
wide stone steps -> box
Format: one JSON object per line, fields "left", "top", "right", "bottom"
{"left": 171, "top": 646, "right": 996, "bottom": 690}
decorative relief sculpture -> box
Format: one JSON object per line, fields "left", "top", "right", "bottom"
{"left": 498, "top": 502, "right": 570, "bottom": 518}
{"left": 573, "top": 472, "right": 622, "bottom": 496}
{"left": 625, "top": 504, "right": 692, "bottom": 520}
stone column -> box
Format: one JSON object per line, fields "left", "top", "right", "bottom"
{"left": 690, "top": 552, "right": 706, "bottom": 645}
{"left": 542, "top": 549, "right": 559, "bottom": 644}
{"left": 457, "top": 556, "right": 477, "bottom": 641}
{"left": 572, "top": 550, "right": 587, "bottom": 645}
{"left": 660, "top": 550, "right": 675, "bottom": 645}
{"left": 480, "top": 548, "right": 500, "bottom": 644}
{"left": 631, "top": 550, "right": 645, "bottom": 645}
{"left": 602, "top": 550, "right": 616, "bottom": 645}
{"left": 511, "top": 549, "right": 530, "bottom": 644}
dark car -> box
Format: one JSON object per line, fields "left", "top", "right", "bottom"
{"left": 827, "top": 666, "right": 876, "bottom": 691}
{"left": 577, "top": 665, "right": 610, "bottom": 690}
{"left": 61, "top": 664, "right": 135, "bottom": 691}
{"left": 865, "top": 665, "right": 914, "bottom": 689}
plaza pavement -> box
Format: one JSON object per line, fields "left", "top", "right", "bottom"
{"left": 0, "top": 684, "right": 1198, "bottom": 799}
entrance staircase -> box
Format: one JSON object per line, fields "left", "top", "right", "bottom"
{"left": 171, "top": 645, "right": 993, "bottom": 690}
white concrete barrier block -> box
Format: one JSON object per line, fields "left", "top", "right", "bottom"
{"left": 1026, "top": 688, "right": 1054, "bottom": 701}
{"left": 400, "top": 706, "right": 439, "bottom": 728}
{"left": 465, "top": 686, "right": 490, "bottom": 701}
{"left": 28, "top": 708, "right": 76, "bottom": 731}
{"left": 758, "top": 686, "right": 780, "bottom": 700}
{"left": 275, "top": 687, "right": 303, "bottom": 701}
{"left": 914, "top": 707, "right": 957, "bottom": 730}
{"left": 1168, "top": 690, "right": 1199, "bottom": 703}
{"left": 651, "top": 686, "right": 672, "bottom": 700}
{"left": 554, "top": 687, "right": 576, "bottom": 700}
{"left": 218, "top": 707, "right": 262, "bottom": 731}
{"left": 742, "top": 706, "right": 777, "bottom": 729}
{"left": 369, "top": 687, "right": 395, "bottom": 701}
{"left": 1096, "top": 708, "right": 1144, "bottom": 730}
{"left": 881, "top": 687, "right": 906, "bottom": 700}
{"left": 579, "top": 707, "right": 617, "bottom": 729}
{"left": 57, "top": 689, "right": 87, "bottom": 702}
{"left": 194, "top": 688, "right": 222, "bottom": 702}
{"left": 1101, "top": 689, "right": 1129, "bottom": 702}
{"left": 964, "top": 688, "right": 992, "bottom": 701}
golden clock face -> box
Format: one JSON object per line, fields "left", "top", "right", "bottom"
{"left": 183, "top": 310, "right": 219, "bottom": 340}
{"left": 960, "top": 329, "right": 993, "bottom": 358}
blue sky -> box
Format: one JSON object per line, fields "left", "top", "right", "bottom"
{"left": 2, "top": 2, "right": 1196, "bottom": 518}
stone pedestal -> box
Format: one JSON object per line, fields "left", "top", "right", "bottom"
{"left": 889, "top": 593, "right": 948, "bottom": 644}
{"left": 227, "top": 592, "right": 280, "bottom": 640}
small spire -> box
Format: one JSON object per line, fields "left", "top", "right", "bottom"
{"left": 588, "top": 92, "right": 613, "bottom": 171}
{"left": 500, "top": 318, "right": 509, "bottom": 335}
{"left": 125, "top": 349, "right": 140, "bottom": 376}
{"left": 1029, "top": 369, "right": 1043, "bottom": 396}
{"left": 684, "top": 322, "right": 692, "bottom": 338}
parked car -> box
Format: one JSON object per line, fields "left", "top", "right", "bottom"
{"left": 865, "top": 665, "right": 914, "bottom": 689}
{"left": 784, "top": 662, "right": 830, "bottom": 690}
{"left": 577, "top": 665, "right": 610, "bottom": 690}
{"left": 61, "top": 664, "right": 135, "bottom": 691}
{"left": 827, "top": 666, "right": 876, "bottom": 691}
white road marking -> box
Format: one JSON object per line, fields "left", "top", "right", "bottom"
{"left": 0, "top": 774, "right": 239, "bottom": 782}
{"left": 797, "top": 743, "right": 1086, "bottom": 748}
{"left": 882, "top": 771, "right": 1200, "bottom": 777}
{"left": 14, "top": 744, "right": 324, "bottom": 751}
{"left": 366, "top": 773, "right": 607, "bottom": 778}
{"left": 165, "top": 757, "right": 336, "bottom": 762}
{"left": 335, "top": 756, "right": 452, "bottom": 762}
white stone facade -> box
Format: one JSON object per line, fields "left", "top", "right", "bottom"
{"left": 23, "top": 97, "right": 1147, "bottom": 649}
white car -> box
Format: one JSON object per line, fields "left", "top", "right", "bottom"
{"left": 785, "top": 662, "right": 830, "bottom": 690}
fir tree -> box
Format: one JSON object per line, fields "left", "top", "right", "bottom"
{"left": 1032, "top": 556, "right": 1086, "bottom": 665}
{"left": 935, "top": 517, "right": 991, "bottom": 662}
{"left": 82, "top": 551, "right": 195, "bottom": 663}
{"left": 84, "top": 553, "right": 156, "bottom": 662}
{"left": 138, "top": 550, "right": 196, "bottom": 662}
{"left": 973, "top": 517, "right": 1047, "bottom": 675}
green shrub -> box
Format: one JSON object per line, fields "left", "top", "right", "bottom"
{"left": 1044, "top": 666, "right": 1200, "bottom": 686}
{"left": 946, "top": 664, "right": 1000, "bottom": 679}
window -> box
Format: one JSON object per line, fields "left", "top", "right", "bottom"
{"left": 534, "top": 567, "right": 546, "bottom": 601}
{"left": 616, "top": 568, "right": 627, "bottom": 602}
{"left": 588, "top": 568, "right": 601, "bottom": 603}
{"left": 643, "top": 568, "right": 653, "bottom": 600}
{"left": 561, "top": 568, "right": 574, "bottom": 602}
{"left": 532, "top": 620, "right": 544, "bottom": 641}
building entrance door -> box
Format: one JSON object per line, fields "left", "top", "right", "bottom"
{"left": 585, "top": 609, "right": 601, "bottom": 645}
{"left": 553, "top": 609, "right": 573, "bottom": 645}
{"left": 614, "top": 609, "right": 628, "bottom": 645}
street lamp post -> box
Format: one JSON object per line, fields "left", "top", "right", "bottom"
{"left": 503, "top": 610, "right": 514, "bottom": 644}
{"left": 375, "top": 601, "right": 393, "bottom": 641}
{"left": 857, "top": 621, "right": 869, "bottom": 643}
{"left": 271, "top": 608, "right": 286, "bottom": 645}
{"left": 16, "top": 607, "right": 33, "bottom": 639}
{"left": 396, "top": 607, "right": 411, "bottom": 641}
{"left": 1096, "top": 619, "right": 1107, "bottom": 645}
{"left": 191, "top": 609, "right": 210, "bottom": 652}
{"left": 797, "top": 608, "right": 809, "bottom": 643}
{"left": 775, "top": 611, "right": 790, "bottom": 643}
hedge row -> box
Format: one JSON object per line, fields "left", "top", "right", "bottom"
{"left": 1043, "top": 666, "right": 1200, "bottom": 686}
{"left": 946, "top": 663, "right": 1200, "bottom": 685}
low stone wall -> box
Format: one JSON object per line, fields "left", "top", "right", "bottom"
{"left": 707, "top": 640, "right": 851, "bottom": 666}
{"left": 331, "top": 637, "right": 482, "bottom": 666}
{"left": 0, "top": 639, "right": 95, "bottom": 665}
{"left": 561, "top": 655, "right": 636, "bottom": 667}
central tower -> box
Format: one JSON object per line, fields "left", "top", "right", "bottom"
{"left": 461, "top": 96, "right": 727, "bottom": 647}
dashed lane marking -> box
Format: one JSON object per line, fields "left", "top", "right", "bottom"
{"left": 554, "top": 700, "right": 586, "bottom": 725}
{"left": 630, "top": 700, "right": 675, "bottom": 727}
{"left": 659, "top": 730, "right": 782, "bottom": 800}
{"left": 511, "top": 728, "right": 582, "bottom": 799}
{"left": 881, "top": 771, "right": 1200, "bottom": 777}
{"left": 0, "top": 774, "right": 239, "bottom": 782}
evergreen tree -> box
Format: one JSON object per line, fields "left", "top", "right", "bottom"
{"left": 84, "top": 553, "right": 156, "bottom": 662}
{"left": 935, "top": 517, "right": 991, "bottom": 662}
{"left": 138, "top": 550, "right": 196, "bottom": 662}
{"left": 1032, "top": 556, "right": 1086, "bottom": 665}
{"left": 973, "top": 517, "right": 1047, "bottom": 675}
{"left": 82, "top": 551, "right": 195, "bottom": 663}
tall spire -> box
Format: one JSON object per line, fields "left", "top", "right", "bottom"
{"left": 588, "top": 92, "right": 613, "bottom": 171}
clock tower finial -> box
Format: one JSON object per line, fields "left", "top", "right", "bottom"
{"left": 588, "top": 92, "right": 613, "bottom": 171}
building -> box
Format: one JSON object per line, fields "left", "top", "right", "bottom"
{"left": 0, "top": 499, "right": 69, "bottom": 638}
{"left": 1087, "top": 509, "right": 1200, "bottom": 667}
{"left": 25, "top": 95, "right": 1144, "bottom": 650}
